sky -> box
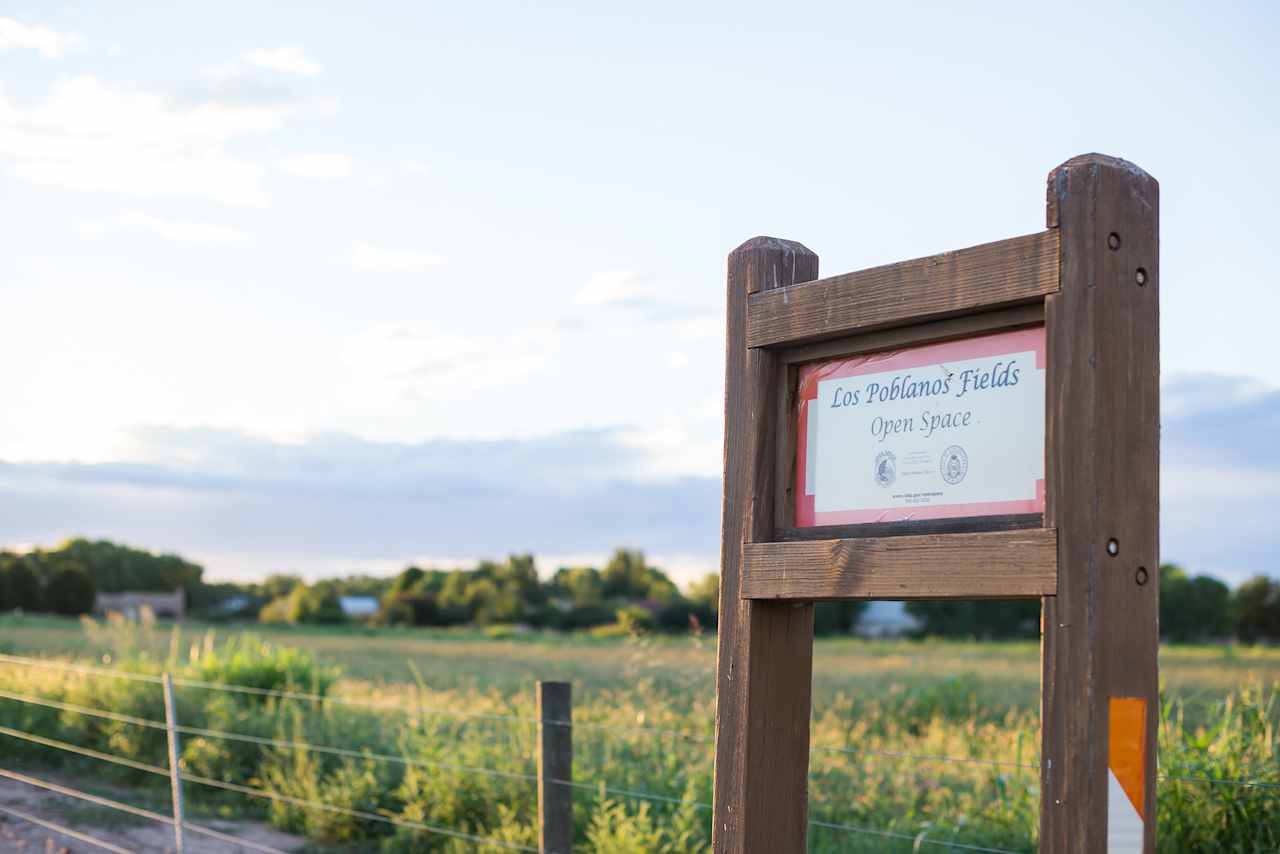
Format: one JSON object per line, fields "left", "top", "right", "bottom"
{"left": 1, "top": 2, "right": 1277, "bottom": 585}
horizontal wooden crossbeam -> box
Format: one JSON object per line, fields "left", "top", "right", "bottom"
{"left": 746, "top": 230, "right": 1059, "bottom": 349}
{"left": 740, "top": 528, "right": 1057, "bottom": 600}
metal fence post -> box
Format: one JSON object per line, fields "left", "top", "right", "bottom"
{"left": 162, "top": 672, "right": 185, "bottom": 853}
{"left": 536, "top": 680, "right": 572, "bottom": 854}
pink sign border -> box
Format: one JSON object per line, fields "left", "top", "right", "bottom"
{"left": 794, "top": 326, "right": 1046, "bottom": 528}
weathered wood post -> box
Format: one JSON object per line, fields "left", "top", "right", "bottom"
{"left": 536, "top": 680, "right": 572, "bottom": 854}
{"left": 711, "top": 155, "right": 1159, "bottom": 853}
{"left": 712, "top": 238, "right": 818, "bottom": 852}
{"left": 1041, "top": 154, "right": 1160, "bottom": 853}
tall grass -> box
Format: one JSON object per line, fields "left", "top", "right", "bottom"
{"left": 0, "top": 615, "right": 1275, "bottom": 851}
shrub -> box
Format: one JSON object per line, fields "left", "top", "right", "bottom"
{"left": 191, "top": 634, "right": 338, "bottom": 696}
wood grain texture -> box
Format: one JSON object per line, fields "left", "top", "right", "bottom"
{"left": 747, "top": 230, "right": 1059, "bottom": 348}
{"left": 778, "top": 303, "right": 1044, "bottom": 367}
{"left": 1040, "top": 154, "right": 1160, "bottom": 854}
{"left": 741, "top": 529, "right": 1057, "bottom": 600}
{"left": 536, "top": 681, "right": 572, "bottom": 854}
{"left": 712, "top": 237, "right": 817, "bottom": 854}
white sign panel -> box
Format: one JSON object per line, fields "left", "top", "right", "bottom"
{"left": 794, "top": 327, "right": 1045, "bottom": 526}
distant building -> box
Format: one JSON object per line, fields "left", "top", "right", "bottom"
{"left": 338, "top": 596, "right": 379, "bottom": 618}
{"left": 854, "top": 601, "right": 922, "bottom": 638}
{"left": 94, "top": 590, "right": 185, "bottom": 621}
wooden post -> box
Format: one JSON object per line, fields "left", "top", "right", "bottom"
{"left": 162, "top": 672, "right": 186, "bottom": 853}
{"left": 712, "top": 238, "right": 818, "bottom": 853}
{"left": 1041, "top": 154, "right": 1160, "bottom": 853}
{"left": 536, "top": 680, "right": 572, "bottom": 854}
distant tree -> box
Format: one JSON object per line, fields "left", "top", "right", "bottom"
{"left": 43, "top": 562, "right": 96, "bottom": 616}
{"left": 258, "top": 574, "right": 304, "bottom": 601}
{"left": 684, "top": 573, "right": 720, "bottom": 630}
{"left": 1234, "top": 576, "right": 1280, "bottom": 644}
{"left": 904, "top": 600, "right": 1039, "bottom": 639}
{"left": 388, "top": 566, "right": 426, "bottom": 596}
{"left": 5, "top": 558, "right": 41, "bottom": 612}
{"left": 550, "top": 566, "right": 605, "bottom": 608}
{"left": 380, "top": 591, "right": 438, "bottom": 626}
{"left": 0, "top": 552, "right": 16, "bottom": 611}
{"left": 53, "top": 538, "right": 203, "bottom": 595}
{"left": 686, "top": 573, "right": 719, "bottom": 612}
{"left": 259, "top": 583, "right": 345, "bottom": 625}
{"left": 814, "top": 601, "right": 869, "bottom": 635}
{"left": 289, "top": 583, "right": 346, "bottom": 624}
{"left": 1160, "top": 565, "right": 1232, "bottom": 642}
{"left": 602, "top": 549, "right": 651, "bottom": 599}
{"left": 437, "top": 571, "right": 476, "bottom": 624}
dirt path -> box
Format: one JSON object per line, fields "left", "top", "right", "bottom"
{"left": 0, "top": 776, "right": 305, "bottom": 853}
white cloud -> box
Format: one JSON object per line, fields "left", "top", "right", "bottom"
{"left": 339, "top": 323, "right": 555, "bottom": 404}
{"left": 344, "top": 242, "right": 445, "bottom": 273}
{"left": 206, "top": 47, "right": 322, "bottom": 81}
{"left": 245, "top": 47, "right": 321, "bottom": 76}
{"left": 574, "top": 270, "right": 650, "bottom": 306}
{"left": 404, "top": 161, "right": 431, "bottom": 177}
{"left": 0, "top": 75, "right": 332, "bottom": 205}
{"left": 78, "top": 211, "right": 251, "bottom": 247}
{"left": 0, "top": 17, "right": 80, "bottom": 58}
{"left": 278, "top": 152, "right": 351, "bottom": 180}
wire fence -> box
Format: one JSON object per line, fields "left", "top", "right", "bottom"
{"left": 0, "top": 649, "right": 1273, "bottom": 852}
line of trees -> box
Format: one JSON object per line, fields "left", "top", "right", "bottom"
{"left": 0, "top": 538, "right": 203, "bottom": 617}
{"left": 3, "top": 540, "right": 1280, "bottom": 644}
{"left": 904, "top": 564, "right": 1280, "bottom": 644}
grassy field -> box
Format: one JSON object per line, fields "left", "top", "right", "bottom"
{"left": 0, "top": 614, "right": 1277, "bottom": 852}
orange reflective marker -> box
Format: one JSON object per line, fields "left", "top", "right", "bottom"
{"left": 1107, "top": 697, "right": 1146, "bottom": 852}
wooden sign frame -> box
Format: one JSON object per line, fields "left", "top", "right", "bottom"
{"left": 712, "top": 154, "right": 1159, "bottom": 853}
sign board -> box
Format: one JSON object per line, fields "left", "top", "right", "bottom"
{"left": 712, "top": 155, "right": 1160, "bottom": 854}
{"left": 794, "top": 326, "right": 1045, "bottom": 526}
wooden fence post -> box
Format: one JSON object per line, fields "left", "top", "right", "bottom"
{"left": 536, "top": 680, "right": 572, "bottom": 854}
{"left": 712, "top": 238, "right": 818, "bottom": 853}
{"left": 162, "top": 672, "right": 186, "bottom": 853}
{"left": 1041, "top": 154, "right": 1160, "bottom": 852}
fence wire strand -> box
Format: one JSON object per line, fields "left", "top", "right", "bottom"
{"left": 809, "top": 818, "right": 1025, "bottom": 853}
{"left": 0, "top": 802, "right": 134, "bottom": 854}
{"left": 6, "top": 646, "right": 1276, "bottom": 854}
{"left": 4, "top": 652, "right": 1043, "bottom": 770}
{"left": 0, "top": 723, "right": 170, "bottom": 777}
{"left": 181, "top": 772, "right": 541, "bottom": 852}
{"left": 1160, "top": 774, "right": 1280, "bottom": 790}
{"left": 0, "top": 767, "right": 290, "bottom": 853}
{"left": 0, "top": 691, "right": 706, "bottom": 817}
{"left": 811, "top": 742, "right": 1039, "bottom": 770}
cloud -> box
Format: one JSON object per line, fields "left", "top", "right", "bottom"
{"left": 205, "top": 47, "right": 322, "bottom": 81}
{"left": 0, "top": 427, "right": 721, "bottom": 579}
{"left": 0, "top": 17, "right": 80, "bottom": 58}
{"left": 0, "top": 75, "right": 332, "bottom": 205}
{"left": 278, "top": 152, "right": 351, "bottom": 180}
{"left": 344, "top": 242, "right": 445, "bottom": 273}
{"left": 574, "top": 270, "right": 651, "bottom": 307}
{"left": 572, "top": 270, "right": 716, "bottom": 329}
{"left": 77, "top": 211, "right": 251, "bottom": 247}
{"left": 1161, "top": 373, "right": 1280, "bottom": 582}
{"left": 245, "top": 47, "right": 321, "bottom": 77}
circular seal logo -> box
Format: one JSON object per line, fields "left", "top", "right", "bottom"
{"left": 940, "top": 445, "right": 969, "bottom": 485}
{"left": 873, "top": 450, "right": 897, "bottom": 488}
